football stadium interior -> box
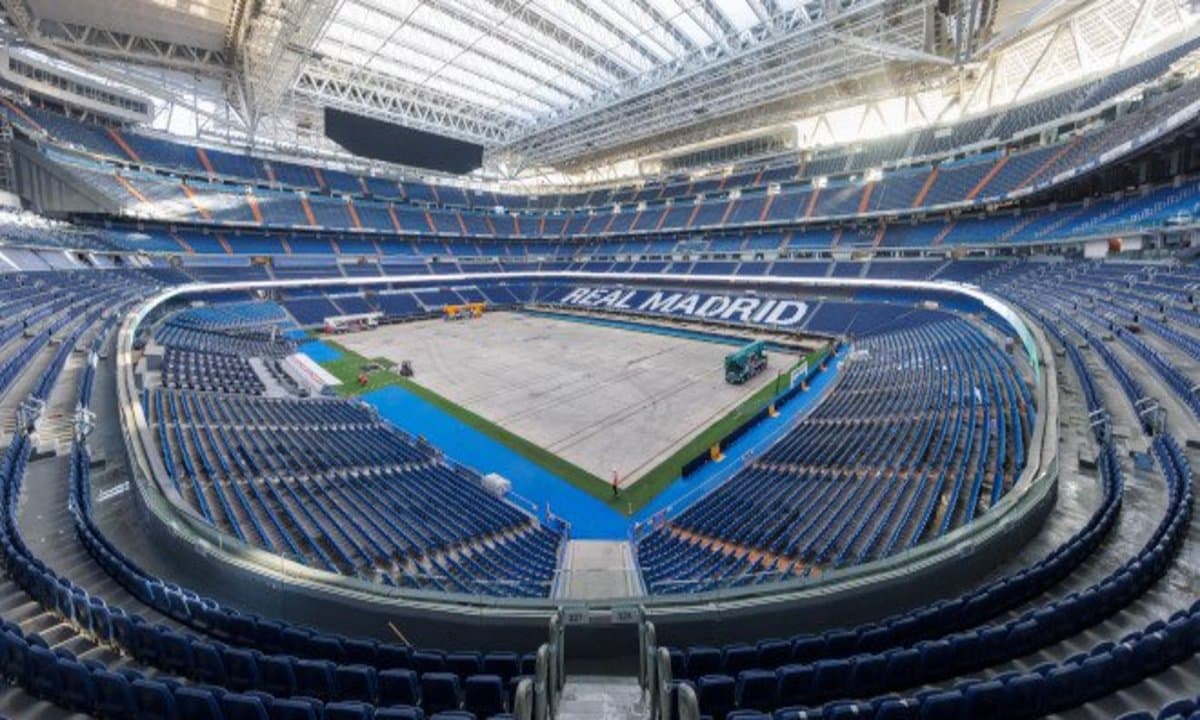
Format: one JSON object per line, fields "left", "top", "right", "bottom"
{"left": 0, "top": 0, "right": 1198, "bottom": 718}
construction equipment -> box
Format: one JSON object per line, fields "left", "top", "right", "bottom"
{"left": 725, "top": 340, "right": 767, "bottom": 384}
{"left": 444, "top": 302, "right": 485, "bottom": 320}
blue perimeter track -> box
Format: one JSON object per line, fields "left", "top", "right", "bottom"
{"left": 336, "top": 346, "right": 847, "bottom": 540}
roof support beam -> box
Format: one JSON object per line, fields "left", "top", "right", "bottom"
{"left": 975, "top": 0, "right": 1066, "bottom": 55}
{"left": 744, "top": 0, "right": 773, "bottom": 26}
{"left": 359, "top": 0, "right": 607, "bottom": 98}
{"left": 294, "top": 57, "right": 517, "bottom": 143}
{"left": 236, "top": 0, "right": 341, "bottom": 128}
{"left": 476, "top": 0, "right": 636, "bottom": 82}
{"left": 35, "top": 19, "right": 227, "bottom": 75}
{"left": 697, "top": 0, "right": 740, "bottom": 40}
{"left": 558, "top": 0, "right": 663, "bottom": 70}
{"left": 628, "top": 0, "right": 702, "bottom": 54}
{"left": 319, "top": 13, "right": 556, "bottom": 116}
{"left": 679, "top": 1, "right": 731, "bottom": 46}
{"left": 1116, "top": 0, "right": 1156, "bottom": 63}
{"left": 0, "top": 0, "right": 226, "bottom": 75}
{"left": 502, "top": 0, "right": 929, "bottom": 164}
{"left": 832, "top": 32, "right": 956, "bottom": 65}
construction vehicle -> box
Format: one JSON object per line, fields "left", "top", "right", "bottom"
{"left": 725, "top": 340, "right": 768, "bottom": 384}
{"left": 444, "top": 303, "right": 485, "bottom": 321}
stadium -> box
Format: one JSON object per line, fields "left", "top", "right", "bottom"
{"left": 0, "top": 0, "right": 1196, "bottom": 718}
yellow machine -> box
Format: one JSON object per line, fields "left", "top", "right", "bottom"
{"left": 444, "top": 302, "right": 486, "bottom": 320}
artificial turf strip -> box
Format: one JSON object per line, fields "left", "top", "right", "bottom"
{"left": 319, "top": 338, "right": 833, "bottom": 516}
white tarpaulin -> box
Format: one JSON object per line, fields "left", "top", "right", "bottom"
{"left": 284, "top": 352, "right": 341, "bottom": 394}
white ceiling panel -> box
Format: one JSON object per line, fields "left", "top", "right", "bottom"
{"left": 27, "top": 0, "right": 232, "bottom": 50}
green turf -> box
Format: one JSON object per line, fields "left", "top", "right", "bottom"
{"left": 318, "top": 338, "right": 834, "bottom": 516}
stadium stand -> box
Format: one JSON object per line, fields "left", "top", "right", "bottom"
{"left": 637, "top": 314, "right": 1032, "bottom": 593}
{"left": 0, "top": 10, "right": 1199, "bottom": 720}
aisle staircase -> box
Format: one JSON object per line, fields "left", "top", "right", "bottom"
{"left": 556, "top": 677, "right": 647, "bottom": 720}
{"left": 0, "top": 120, "right": 15, "bottom": 194}
{"left": 555, "top": 540, "right": 645, "bottom": 599}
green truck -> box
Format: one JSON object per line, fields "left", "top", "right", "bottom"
{"left": 725, "top": 340, "right": 768, "bottom": 384}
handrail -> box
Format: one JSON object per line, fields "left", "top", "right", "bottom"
{"left": 676, "top": 682, "right": 701, "bottom": 720}
{"left": 513, "top": 678, "right": 535, "bottom": 720}
{"left": 114, "top": 271, "right": 1055, "bottom": 616}
{"left": 534, "top": 643, "right": 551, "bottom": 720}
{"left": 656, "top": 647, "right": 673, "bottom": 720}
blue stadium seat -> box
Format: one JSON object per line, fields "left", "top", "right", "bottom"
{"left": 93, "top": 670, "right": 136, "bottom": 717}
{"left": 335, "top": 663, "right": 378, "bottom": 702}
{"left": 222, "top": 693, "right": 271, "bottom": 720}
{"left": 448, "top": 651, "right": 483, "bottom": 678}
{"left": 295, "top": 658, "right": 338, "bottom": 700}
{"left": 421, "top": 672, "right": 463, "bottom": 715}
{"left": 686, "top": 647, "right": 722, "bottom": 678}
{"left": 57, "top": 658, "right": 96, "bottom": 711}
{"left": 721, "top": 644, "right": 757, "bottom": 676}
{"left": 270, "top": 697, "right": 324, "bottom": 720}
{"left": 464, "top": 674, "right": 507, "bottom": 717}
{"left": 377, "top": 707, "right": 427, "bottom": 720}
{"left": 735, "top": 669, "right": 776, "bottom": 712}
{"left": 259, "top": 654, "right": 298, "bottom": 697}
{"left": 482, "top": 652, "right": 520, "bottom": 683}
{"left": 696, "top": 674, "right": 736, "bottom": 720}
{"left": 380, "top": 668, "right": 422, "bottom": 706}
{"left": 324, "top": 701, "right": 374, "bottom": 720}
{"left": 176, "top": 686, "right": 225, "bottom": 720}
{"left": 133, "top": 678, "right": 179, "bottom": 720}
{"left": 776, "top": 664, "right": 815, "bottom": 707}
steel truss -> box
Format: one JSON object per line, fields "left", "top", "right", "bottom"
{"left": 2, "top": 0, "right": 1196, "bottom": 179}
{"left": 503, "top": 1, "right": 934, "bottom": 167}
{"left": 0, "top": 0, "right": 226, "bottom": 75}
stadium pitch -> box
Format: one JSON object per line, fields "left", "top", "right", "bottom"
{"left": 333, "top": 311, "right": 797, "bottom": 499}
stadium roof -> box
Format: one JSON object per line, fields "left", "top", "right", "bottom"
{"left": 277, "top": 0, "right": 949, "bottom": 169}
{"left": 24, "top": 0, "right": 233, "bottom": 52}
{"left": 0, "top": 0, "right": 1195, "bottom": 175}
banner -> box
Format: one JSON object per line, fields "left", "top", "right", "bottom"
{"left": 556, "top": 286, "right": 808, "bottom": 327}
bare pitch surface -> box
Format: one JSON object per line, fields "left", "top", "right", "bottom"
{"left": 337, "top": 311, "right": 792, "bottom": 487}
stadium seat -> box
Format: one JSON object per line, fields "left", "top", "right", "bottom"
{"left": 222, "top": 693, "right": 271, "bottom": 720}
{"left": 697, "top": 674, "right": 736, "bottom": 720}
{"left": 176, "top": 686, "right": 225, "bottom": 720}
{"left": 464, "top": 674, "right": 507, "bottom": 717}
{"left": 421, "top": 672, "right": 463, "bottom": 714}
{"left": 381, "top": 668, "right": 422, "bottom": 706}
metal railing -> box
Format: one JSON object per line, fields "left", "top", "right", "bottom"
{"left": 114, "top": 272, "right": 1057, "bottom": 616}
{"left": 529, "top": 608, "right": 566, "bottom": 720}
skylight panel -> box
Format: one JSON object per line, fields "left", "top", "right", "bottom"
{"left": 713, "top": 0, "right": 760, "bottom": 33}
{"left": 588, "top": 0, "right": 680, "bottom": 61}
{"left": 650, "top": 0, "right": 721, "bottom": 47}
{"left": 533, "top": 0, "right": 654, "bottom": 75}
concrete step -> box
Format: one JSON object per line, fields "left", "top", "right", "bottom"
{"left": 557, "top": 676, "right": 647, "bottom": 720}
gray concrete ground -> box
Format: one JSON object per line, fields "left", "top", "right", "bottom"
{"left": 338, "top": 312, "right": 794, "bottom": 486}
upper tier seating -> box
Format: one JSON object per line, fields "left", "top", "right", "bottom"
{"left": 5, "top": 35, "right": 1196, "bottom": 244}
